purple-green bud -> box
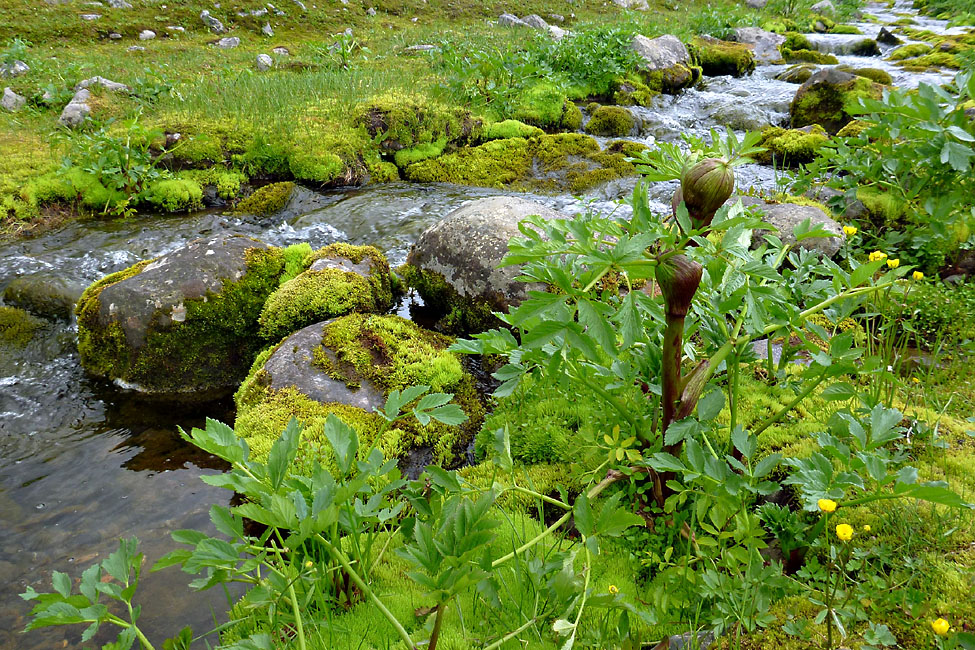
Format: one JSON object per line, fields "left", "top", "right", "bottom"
{"left": 680, "top": 157, "right": 735, "bottom": 226}
{"left": 655, "top": 254, "right": 703, "bottom": 318}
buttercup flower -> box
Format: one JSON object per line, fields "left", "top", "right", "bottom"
{"left": 843, "top": 225, "right": 858, "bottom": 236}
{"left": 305, "top": 560, "right": 314, "bottom": 568}
{"left": 887, "top": 258, "right": 900, "bottom": 269}
{"left": 913, "top": 270, "right": 924, "bottom": 280}
{"left": 931, "top": 618, "right": 950, "bottom": 636}
{"left": 912, "top": 377, "right": 921, "bottom": 384}
{"left": 609, "top": 585, "right": 619, "bottom": 595}
{"left": 836, "top": 524, "right": 854, "bottom": 541}
{"left": 818, "top": 498, "right": 838, "bottom": 513}
{"left": 868, "top": 251, "right": 888, "bottom": 262}
{"left": 863, "top": 525, "right": 871, "bottom": 532}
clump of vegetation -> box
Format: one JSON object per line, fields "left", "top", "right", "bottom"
{"left": 755, "top": 125, "right": 830, "bottom": 165}
{"left": 235, "top": 182, "right": 296, "bottom": 217}
{"left": 584, "top": 104, "right": 635, "bottom": 137}
{"left": 689, "top": 36, "right": 757, "bottom": 77}
{"left": 782, "top": 47, "right": 840, "bottom": 64}
{"left": 0, "top": 305, "right": 44, "bottom": 347}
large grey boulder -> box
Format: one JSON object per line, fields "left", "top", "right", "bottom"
{"left": 712, "top": 101, "right": 770, "bottom": 130}
{"left": 75, "top": 234, "right": 284, "bottom": 399}
{"left": 3, "top": 273, "right": 86, "bottom": 321}
{"left": 631, "top": 34, "right": 690, "bottom": 70}
{"left": 58, "top": 89, "right": 92, "bottom": 128}
{"left": 750, "top": 202, "right": 844, "bottom": 256}
{"left": 1, "top": 87, "right": 26, "bottom": 112}
{"left": 731, "top": 27, "right": 785, "bottom": 64}
{"left": 200, "top": 9, "right": 226, "bottom": 33}
{"left": 404, "top": 197, "right": 563, "bottom": 329}
{"left": 810, "top": 0, "right": 835, "bottom": 14}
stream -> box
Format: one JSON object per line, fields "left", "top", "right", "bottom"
{"left": 0, "top": 2, "right": 966, "bottom": 646}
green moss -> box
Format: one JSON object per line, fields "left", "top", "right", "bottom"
{"left": 280, "top": 242, "right": 313, "bottom": 285}
{"left": 640, "top": 63, "right": 701, "bottom": 94}
{"left": 258, "top": 244, "right": 393, "bottom": 342}
{"left": 392, "top": 137, "right": 447, "bottom": 168}
{"left": 791, "top": 74, "right": 883, "bottom": 134}
{"left": 76, "top": 245, "right": 285, "bottom": 396}
{"left": 481, "top": 120, "right": 545, "bottom": 141}
{"left": 889, "top": 42, "right": 933, "bottom": 60}
{"left": 856, "top": 185, "right": 908, "bottom": 227}
{"left": 689, "top": 36, "right": 757, "bottom": 77}
{"left": 837, "top": 66, "right": 893, "bottom": 85}
{"left": 897, "top": 51, "right": 961, "bottom": 70}
{"left": 611, "top": 76, "right": 659, "bottom": 107}
{"left": 849, "top": 38, "right": 881, "bottom": 56}
{"left": 0, "top": 306, "right": 44, "bottom": 347}
{"left": 139, "top": 177, "right": 204, "bottom": 213}
{"left": 755, "top": 126, "right": 830, "bottom": 165}
{"left": 782, "top": 32, "right": 813, "bottom": 51}
{"left": 235, "top": 313, "right": 484, "bottom": 468}
{"left": 510, "top": 83, "right": 580, "bottom": 131}
{"left": 781, "top": 47, "right": 840, "bottom": 64}
{"left": 181, "top": 168, "right": 247, "bottom": 199}
{"left": 355, "top": 91, "right": 479, "bottom": 152}
{"left": 836, "top": 119, "right": 870, "bottom": 137}
{"left": 398, "top": 264, "right": 500, "bottom": 334}
{"left": 235, "top": 182, "right": 295, "bottom": 217}
{"left": 829, "top": 23, "right": 862, "bottom": 34}
{"left": 367, "top": 160, "right": 400, "bottom": 183}
{"left": 584, "top": 105, "right": 635, "bottom": 137}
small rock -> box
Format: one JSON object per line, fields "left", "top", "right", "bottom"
{"left": 403, "top": 44, "right": 438, "bottom": 54}
{"left": 522, "top": 14, "right": 549, "bottom": 29}
{"left": 256, "top": 53, "right": 273, "bottom": 70}
{"left": 366, "top": 6, "right": 376, "bottom": 15}
{"left": 107, "top": 0, "right": 132, "bottom": 7}
{"left": 127, "top": 45, "right": 146, "bottom": 51}
{"left": 810, "top": 0, "right": 835, "bottom": 14}
{"left": 272, "top": 46, "right": 290, "bottom": 55}
{"left": 776, "top": 63, "right": 818, "bottom": 84}
{"left": 58, "top": 89, "right": 91, "bottom": 128}
{"left": 1, "top": 87, "right": 26, "bottom": 112}
{"left": 138, "top": 29, "right": 156, "bottom": 40}
{"left": 813, "top": 19, "right": 829, "bottom": 33}
{"left": 548, "top": 25, "right": 567, "bottom": 40}
{"left": 200, "top": 9, "right": 226, "bottom": 33}
{"left": 292, "top": 0, "right": 306, "bottom": 10}
{"left": 109, "top": 32, "right": 122, "bottom": 39}
{"left": 167, "top": 25, "right": 185, "bottom": 32}
{"left": 746, "top": 0, "right": 767, "bottom": 8}
{"left": 262, "top": 22, "right": 274, "bottom": 36}
{"left": 613, "top": 0, "right": 649, "bottom": 9}
{"left": 80, "top": 13, "right": 101, "bottom": 20}
{"left": 548, "top": 13, "right": 564, "bottom": 22}
{"left": 215, "top": 36, "right": 241, "bottom": 48}
{"left": 877, "top": 26, "right": 901, "bottom": 45}
{"left": 712, "top": 101, "right": 769, "bottom": 130}
{"left": 3, "top": 273, "right": 85, "bottom": 321}
{"left": 0, "top": 60, "right": 29, "bottom": 78}
{"left": 498, "top": 12, "right": 529, "bottom": 27}
{"left": 75, "top": 76, "right": 130, "bottom": 92}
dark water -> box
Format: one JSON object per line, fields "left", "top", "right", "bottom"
{"left": 0, "top": 2, "right": 958, "bottom": 642}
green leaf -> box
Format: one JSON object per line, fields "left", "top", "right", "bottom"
{"left": 901, "top": 483, "right": 972, "bottom": 508}
{"left": 323, "top": 414, "right": 358, "bottom": 477}
{"left": 574, "top": 492, "right": 594, "bottom": 538}
{"left": 429, "top": 403, "right": 468, "bottom": 426}
{"left": 821, "top": 382, "right": 857, "bottom": 401}
{"left": 491, "top": 427, "right": 513, "bottom": 473}
{"left": 267, "top": 418, "right": 302, "bottom": 490}
{"left": 596, "top": 492, "right": 644, "bottom": 537}
{"left": 52, "top": 571, "right": 72, "bottom": 599}
{"left": 697, "top": 389, "right": 724, "bottom": 421}
{"left": 646, "top": 453, "right": 686, "bottom": 473}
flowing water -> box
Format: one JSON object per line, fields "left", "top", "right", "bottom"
{"left": 0, "top": 2, "right": 968, "bottom": 646}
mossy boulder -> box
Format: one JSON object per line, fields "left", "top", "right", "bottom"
{"left": 690, "top": 36, "right": 757, "bottom": 77}
{"left": 776, "top": 64, "right": 819, "bottom": 84}
{"left": 402, "top": 196, "right": 563, "bottom": 333}
{"left": 889, "top": 43, "right": 933, "bottom": 60}
{"left": 610, "top": 76, "right": 659, "bottom": 106}
{"left": 402, "top": 133, "right": 638, "bottom": 194}
{"left": 258, "top": 244, "right": 393, "bottom": 343}
{"left": 631, "top": 34, "right": 701, "bottom": 94}
{"left": 3, "top": 272, "right": 85, "bottom": 321}
{"left": 849, "top": 38, "right": 882, "bottom": 56}
{"left": 235, "top": 182, "right": 296, "bottom": 217}
{"left": 355, "top": 92, "right": 480, "bottom": 155}
{"left": 836, "top": 66, "right": 893, "bottom": 85}
{"left": 781, "top": 48, "right": 839, "bottom": 64}
{"left": 510, "top": 84, "right": 582, "bottom": 131}
{"left": 897, "top": 52, "right": 960, "bottom": 71}
{"left": 481, "top": 120, "right": 544, "bottom": 141}
{"left": 584, "top": 105, "right": 637, "bottom": 137}
{"left": 755, "top": 125, "right": 830, "bottom": 166}
{"left": 234, "top": 314, "right": 484, "bottom": 470}
{"left": 836, "top": 119, "right": 870, "bottom": 138}
{"left": 0, "top": 306, "right": 45, "bottom": 348}
{"left": 76, "top": 234, "right": 284, "bottom": 399}
{"left": 790, "top": 68, "right": 883, "bottom": 134}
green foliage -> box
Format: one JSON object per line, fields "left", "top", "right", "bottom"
{"left": 755, "top": 125, "right": 830, "bottom": 166}
{"left": 584, "top": 105, "right": 635, "bottom": 137}
{"left": 139, "top": 177, "right": 203, "bottom": 213}
{"left": 235, "top": 182, "right": 296, "bottom": 217}
{"left": 888, "top": 279, "right": 975, "bottom": 348}
{"left": 1, "top": 36, "right": 30, "bottom": 66}
{"left": 796, "top": 67, "right": 975, "bottom": 271}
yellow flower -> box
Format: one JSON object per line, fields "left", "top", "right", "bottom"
{"left": 931, "top": 618, "right": 950, "bottom": 636}
{"left": 843, "top": 225, "right": 858, "bottom": 236}
{"left": 609, "top": 585, "right": 619, "bottom": 595}
{"left": 863, "top": 525, "right": 871, "bottom": 532}
{"left": 868, "top": 250, "right": 888, "bottom": 262}
{"left": 836, "top": 524, "right": 854, "bottom": 541}
{"left": 912, "top": 377, "right": 921, "bottom": 384}
{"left": 913, "top": 270, "right": 924, "bottom": 281}
{"left": 818, "top": 498, "right": 838, "bottom": 513}
{"left": 887, "top": 258, "right": 900, "bottom": 269}
{"left": 305, "top": 560, "right": 314, "bottom": 568}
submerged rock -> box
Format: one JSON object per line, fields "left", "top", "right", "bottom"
{"left": 790, "top": 68, "right": 882, "bottom": 134}
{"left": 776, "top": 64, "right": 818, "bottom": 84}
{"left": 75, "top": 234, "right": 285, "bottom": 399}
{"left": 3, "top": 272, "right": 85, "bottom": 321}
{"left": 233, "top": 314, "right": 484, "bottom": 470}
{"left": 402, "top": 196, "right": 562, "bottom": 332}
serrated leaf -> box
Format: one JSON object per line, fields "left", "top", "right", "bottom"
{"left": 574, "top": 492, "right": 594, "bottom": 538}
{"left": 267, "top": 418, "right": 302, "bottom": 490}
{"left": 323, "top": 414, "right": 358, "bottom": 477}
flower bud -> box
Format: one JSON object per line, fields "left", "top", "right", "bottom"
{"left": 655, "top": 254, "right": 703, "bottom": 318}
{"left": 681, "top": 158, "right": 735, "bottom": 226}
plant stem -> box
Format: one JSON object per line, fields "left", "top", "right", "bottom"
{"left": 751, "top": 371, "right": 829, "bottom": 437}
{"left": 315, "top": 534, "right": 416, "bottom": 650}
{"left": 287, "top": 582, "right": 307, "bottom": 650}
{"left": 509, "top": 486, "right": 571, "bottom": 510}
{"left": 482, "top": 618, "right": 539, "bottom": 650}
{"left": 428, "top": 602, "right": 447, "bottom": 650}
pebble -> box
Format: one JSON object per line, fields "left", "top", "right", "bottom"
{"left": 109, "top": 32, "right": 122, "bottom": 39}
{"left": 200, "top": 9, "right": 226, "bottom": 33}
{"left": 80, "top": 13, "right": 101, "bottom": 20}
{"left": 138, "top": 29, "right": 156, "bottom": 40}
{"left": 1, "top": 87, "right": 26, "bottom": 112}
{"left": 215, "top": 36, "right": 240, "bottom": 48}
{"left": 127, "top": 45, "right": 146, "bottom": 51}
{"left": 272, "top": 46, "right": 290, "bottom": 55}
{"left": 256, "top": 53, "right": 273, "bottom": 71}
{"left": 262, "top": 22, "right": 274, "bottom": 36}
{"left": 366, "top": 6, "right": 376, "bottom": 14}
{"left": 107, "top": 0, "right": 132, "bottom": 7}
